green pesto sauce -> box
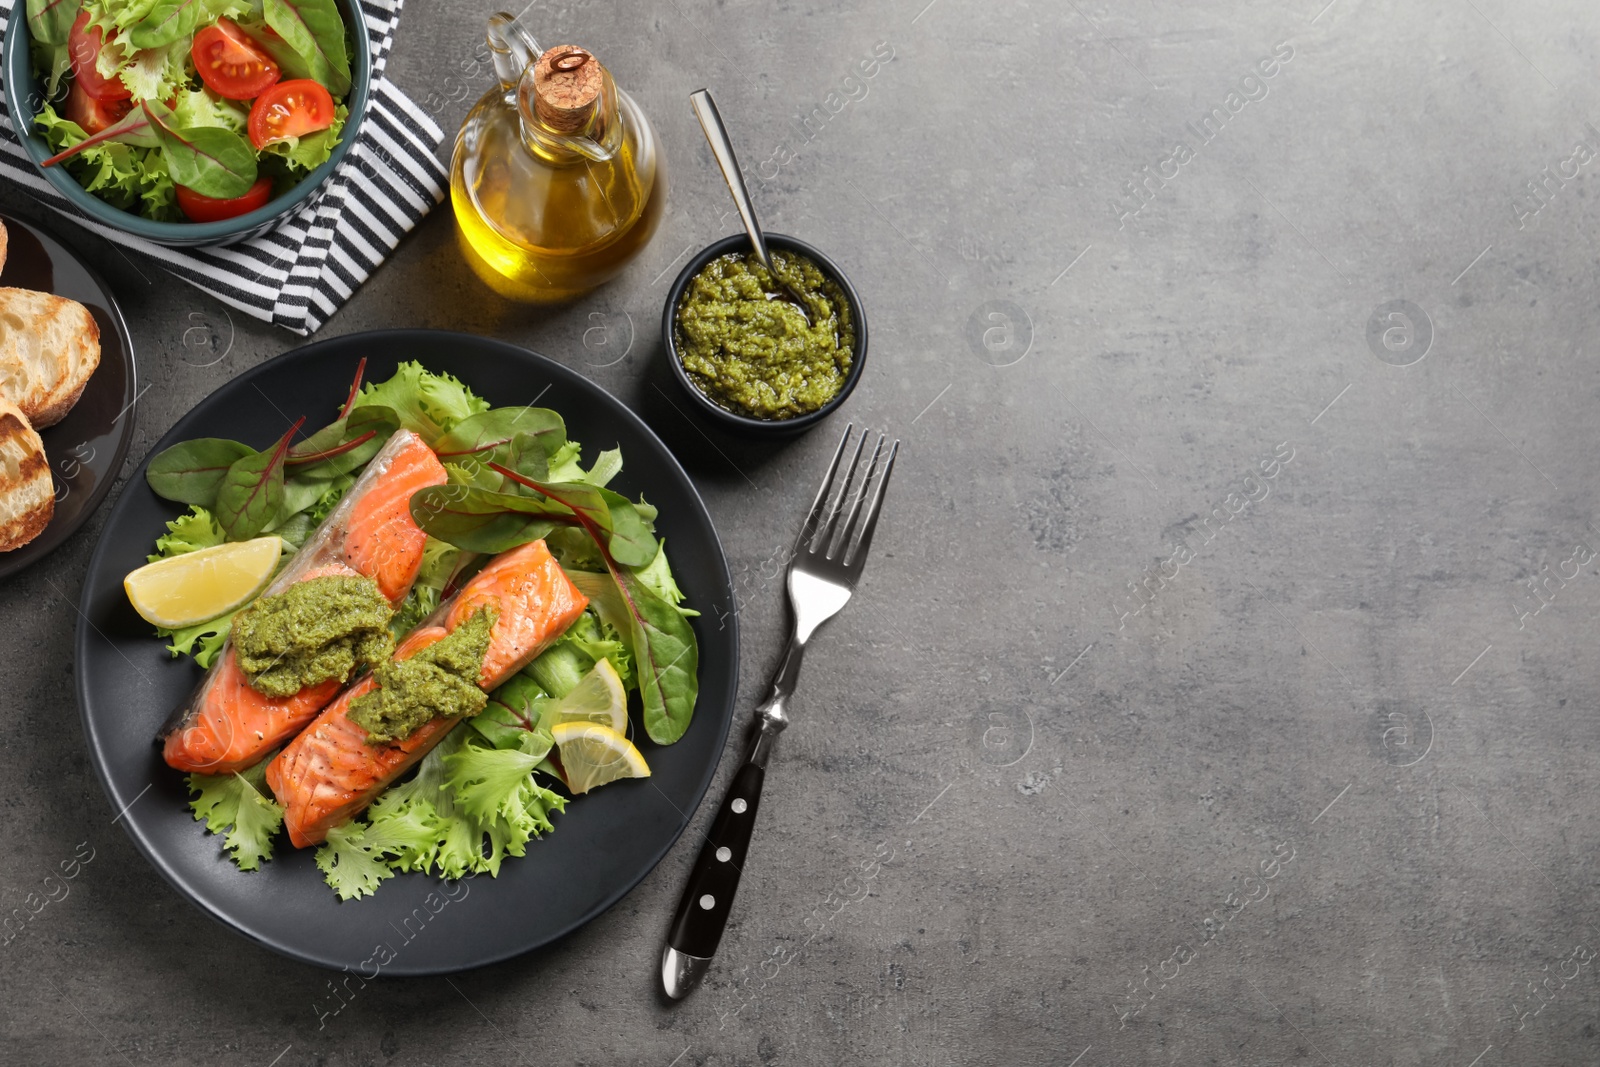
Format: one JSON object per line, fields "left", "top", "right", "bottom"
{"left": 348, "top": 607, "right": 497, "bottom": 744}
{"left": 232, "top": 575, "right": 395, "bottom": 698}
{"left": 674, "top": 251, "right": 855, "bottom": 420}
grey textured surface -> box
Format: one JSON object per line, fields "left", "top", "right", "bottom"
{"left": 3, "top": 0, "right": 1599, "bottom": 1063}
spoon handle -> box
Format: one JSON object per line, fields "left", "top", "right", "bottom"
{"left": 690, "top": 89, "right": 774, "bottom": 272}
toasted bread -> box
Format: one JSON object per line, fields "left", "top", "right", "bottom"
{"left": 0, "top": 395, "right": 52, "bottom": 552}
{"left": 0, "top": 221, "right": 9, "bottom": 274}
{"left": 0, "top": 288, "right": 100, "bottom": 428}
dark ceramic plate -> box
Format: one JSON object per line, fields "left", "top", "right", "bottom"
{"left": 75, "top": 331, "right": 738, "bottom": 975}
{"left": 0, "top": 213, "right": 137, "bottom": 581}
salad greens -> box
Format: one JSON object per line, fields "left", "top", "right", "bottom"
{"left": 186, "top": 758, "right": 284, "bottom": 871}
{"left": 259, "top": 0, "right": 349, "bottom": 95}
{"left": 33, "top": 103, "right": 177, "bottom": 216}
{"left": 156, "top": 360, "right": 700, "bottom": 899}
{"left": 356, "top": 362, "right": 490, "bottom": 445}
{"left": 315, "top": 729, "right": 567, "bottom": 899}
{"left": 28, "top": 0, "right": 352, "bottom": 220}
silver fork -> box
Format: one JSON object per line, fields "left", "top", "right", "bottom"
{"left": 661, "top": 425, "right": 900, "bottom": 1000}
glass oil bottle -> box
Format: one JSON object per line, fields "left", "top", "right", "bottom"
{"left": 450, "top": 13, "right": 666, "bottom": 302}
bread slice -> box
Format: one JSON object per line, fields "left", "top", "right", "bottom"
{"left": 0, "top": 395, "right": 53, "bottom": 552}
{"left": 0, "top": 288, "right": 100, "bottom": 428}
{"left": 0, "top": 221, "right": 10, "bottom": 274}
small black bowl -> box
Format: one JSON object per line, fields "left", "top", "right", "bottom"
{"left": 663, "top": 233, "right": 867, "bottom": 437}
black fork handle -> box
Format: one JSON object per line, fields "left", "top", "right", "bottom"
{"left": 666, "top": 760, "right": 765, "bottom": 959}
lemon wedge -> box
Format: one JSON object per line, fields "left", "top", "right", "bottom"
{"left": 124, "top": 537, "right": 282, "bottom": 629}
{"left": 551, "top": 722, "right": 650, "bottom": 795}
{"left": 549, "top": 660, "right": 628, "bottom": 733}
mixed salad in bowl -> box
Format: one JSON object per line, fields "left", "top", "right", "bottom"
{"left": 24, "top": 0, "right": 352, "bottom": 222}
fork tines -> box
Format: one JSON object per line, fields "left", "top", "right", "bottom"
{"left": 796, "top": 424, "right": 899, "bottom": 568}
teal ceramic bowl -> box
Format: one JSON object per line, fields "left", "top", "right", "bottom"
{"left": 3, "top": 1, "right": 370, "bottom": 247}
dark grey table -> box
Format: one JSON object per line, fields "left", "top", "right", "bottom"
{"left": 4, "top": 1, "right": 1596, "bottom": 1063}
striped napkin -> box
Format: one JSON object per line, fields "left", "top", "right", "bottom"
{"left": 0, "top": 0, "right": 449, "bottom": 335}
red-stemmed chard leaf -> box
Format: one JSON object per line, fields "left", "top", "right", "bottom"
{"left": 339, "top": 357, "right": 367, "bottom": 419}
{"left": 143, "top": 100, "right": 257, "bottom": 199}
{"left": 145, "top": 438, "right": 257, "bottom": 506}
{"left": 487, "top": 463, "right": 656, "bottom": 567}
{"left": 41, "top": 107, "right": 156, "bottom": 167}
{"left": 286, "top": 405, "right": 398, "bottom": 479}
{"left": 26, "top": 0, "right": 80, "bottom": 44}
{"left": 285, "top": 429, "right": 377, "bottom": 466}
{"left": 216, "top": 418, "right": 303, "bottom": 541}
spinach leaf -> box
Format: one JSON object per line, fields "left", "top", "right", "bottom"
{"left": 262, "top": 0, "right": 350, "bottom": 96}
{"left": 569, "top": 568, "right": 698, "bottom": 745}
{"left": 126, "top": 0, "right": 205, "bottom": 48}
{"left": 144, "top": 101, "right": 257, "bottom": 199}
{"left": 146, "top": 438, "right": 257, "bottom": 506}
{"left": 215, "top": 419, "right": 302, "bottom": 541}
{"left": 25, "top": 0, "right": 81, "bottom": 44}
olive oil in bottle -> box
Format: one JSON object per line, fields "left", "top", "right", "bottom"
{"left": 450, "top": 15, "right": 665, "bottom": 303}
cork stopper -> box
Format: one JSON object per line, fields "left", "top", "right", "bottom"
{"left": 530, "top": 45, "right": 602, "bottom": 133}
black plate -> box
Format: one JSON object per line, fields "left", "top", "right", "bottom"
{"left": 74, "top": 331, "right": 738, "bottom": 975}
{"left": 0, "top": 213, "right": 137, "bottom": 579}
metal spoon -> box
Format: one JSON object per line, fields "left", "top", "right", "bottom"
{"left": 689, "top": 89, "right": 812, "bottom": 324}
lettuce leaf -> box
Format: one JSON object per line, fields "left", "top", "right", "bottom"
{"left": 138, "top": 146, "right": 177, "bottom": 217}
{"left": 545, "top": 442, "right": 623, "bottom": 486}
{"left": 317, "top": 728, "right": 566, "bottom": 897}
{"left": 149, "top": 504, "right": 228, "bottom": 560}
{"left": 204, "top": 0, "right": 257, "bottom": 18}
{"left": 392, "top": 584, "right": 438, "bottom": 637}
{"left": 356, "top": 361, "right": 490, "bottom": 448}
{"left": 520, "top": 611, "right": 633, "bottom": 696}
{"left": 187, "top": 759, "right": 284, "bottom": 871}
{"left": 258, "top": 0, "right": 350, "bottom": 96}
{"left": 171, "top": 87, "right": 250, "bottom": 133}
{"left": 117, "top": 40, "right": 190, "bottom": 102}
{"left": 160, "top": 613, "right": 235, "bottom": 668}
{"left": 315, "top": 822, "right": 395, "bottom": 900}
{"left": 34, "top": 103, "right": 179, "bottom": 221}
{"left": 569, "top": 567, "right": 698, "bottom": 745}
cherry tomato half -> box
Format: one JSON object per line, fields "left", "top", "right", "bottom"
{"left": 68, "top": 13, "right": 131, "bottom": 102}
{"left": 247, "top": 79, "right": 336, "bottom": 149}
{"left": 64, "top": 81, "right": 131, "bottom": 134}
{"left": 192, "top": 19, "right": 280, "bottom": 101}
{"left": 176, "top": 176, "right": 275, "bottom": 222}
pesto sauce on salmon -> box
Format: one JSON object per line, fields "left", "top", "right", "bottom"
{"left": 231, "top": 575, "right": 396, "bottom": 698}
{"left": 348, "top": 607, "right": 497, "bottom": 744}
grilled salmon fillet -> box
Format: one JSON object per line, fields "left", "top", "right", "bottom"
{"left": 161, "top": 430, "right": 447, "bottom": 774}
{"left": 267, "top": 539, "right": 587, "bottom": 847}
